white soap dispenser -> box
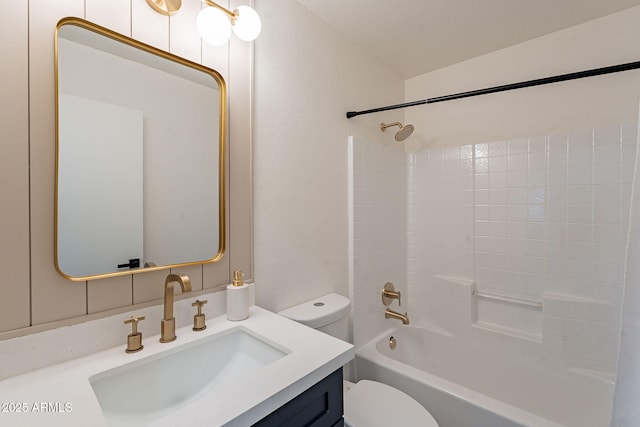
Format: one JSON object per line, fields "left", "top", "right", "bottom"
{"left": 227, "top": 270, "right": 249, "bottom": 321}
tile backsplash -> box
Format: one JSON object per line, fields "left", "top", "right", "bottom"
{"left": 351, "top": 120, "right": 638, "bottom": 374}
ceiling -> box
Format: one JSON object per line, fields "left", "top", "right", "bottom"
{"left": 294, "top": 0, "right": 640, "bottom": 79}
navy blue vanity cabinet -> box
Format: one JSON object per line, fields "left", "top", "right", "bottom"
{"left": 252, "top": 368, "right": 344, "bottom": 427}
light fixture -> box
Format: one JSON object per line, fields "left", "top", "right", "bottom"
{"left": 145, "top": 0, "right": 261, "bottom": 46}
{"left": 145, "top": 0, "right": 182, "bottom": 16}
{"left": 197, "top": 1, "right": 262, "bottom": 45}
{"left": 196, "top": 6, "right": 232, "bottom": 46}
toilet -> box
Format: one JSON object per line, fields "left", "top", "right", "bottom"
{"left": 278, "top": 293, "right": 439, "bottom": 427}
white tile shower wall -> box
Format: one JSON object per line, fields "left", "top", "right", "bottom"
{"left": 349, "top": 137, "right": 407, "bottom": 349}
{"left": 539, "top": 123, "right": 637, "bottom": 373}
{"left": 408, "top": 121, "right": 637, "bottom": 373}
{"left": 407, "top": 145, "right": 474, "bottom": 331}
{"left": 473, "top": 136, "right": 549, "bottom": 339}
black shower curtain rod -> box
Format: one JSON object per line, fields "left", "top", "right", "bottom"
{"left": 345, "top": 60, "right": 640, "bottom": 119}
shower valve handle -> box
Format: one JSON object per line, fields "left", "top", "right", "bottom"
{"left": 382, "top": 282, "right": 402, "bottom": 306}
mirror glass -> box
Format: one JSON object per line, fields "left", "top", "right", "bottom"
{"left": 55, "top": 18, "right": 226, "bottom": 281}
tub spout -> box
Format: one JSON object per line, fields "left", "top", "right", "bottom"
{"left": 385, "top": 308, "right": 409, "bottom": 325}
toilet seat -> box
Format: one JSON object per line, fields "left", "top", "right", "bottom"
{"left": 344, "top": 380, "right": 439, "bottom": 427}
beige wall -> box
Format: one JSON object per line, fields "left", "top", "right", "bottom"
{"left": 404, "top": 6, "right": 640, "bottom": 149}
{"left": 252, "top": 0, "right": 405, "bottom": 312}
{"left": 0, "top": 2, "right": 30, "bottom": 332}
{"left": 0, "top": 0, "right": 252, "bottom": 336}
{"left": 0, "top": 0, "right": 403, "bottom": 336}
{"left": 4, "top": 1, "right": 638, "bottom": 335}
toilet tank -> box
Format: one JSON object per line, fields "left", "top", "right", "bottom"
{"left": 278, "top": 293, "right": 350, "bottom": 342}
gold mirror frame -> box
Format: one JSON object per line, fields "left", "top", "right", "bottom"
{"left": 54, "top": 17, "right": 226, "bottom": 281}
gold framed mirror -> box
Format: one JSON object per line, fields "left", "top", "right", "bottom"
{"left": 54, "top": 17, "right": 226, "bottom": 281}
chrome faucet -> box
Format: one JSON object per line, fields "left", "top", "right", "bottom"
{"left": 385, "top": 308, "right": 410, "bottom": 325}
{"left": 160, "top": 274, "right": 192, "bottom": 343}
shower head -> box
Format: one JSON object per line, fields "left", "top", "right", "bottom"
{"left": 381, "top": 122, "right": 414, "bottom": 142}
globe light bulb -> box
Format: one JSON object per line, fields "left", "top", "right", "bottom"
{"left": 231, "top": 5, "right": 261, "bottom": 42}
{"left": 196, "top": 7, "right": 231, "bottom": 46}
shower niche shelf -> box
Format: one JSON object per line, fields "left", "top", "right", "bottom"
{"left": 471, "top": 285, "right": 543, "bottom": 343}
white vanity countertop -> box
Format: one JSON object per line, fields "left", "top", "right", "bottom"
{"left": 0, "top": 306, "right": 354, "bottom": 426}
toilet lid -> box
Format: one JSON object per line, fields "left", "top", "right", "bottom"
{"left": 344, "top": 380, "right": 439, "bottom": 427}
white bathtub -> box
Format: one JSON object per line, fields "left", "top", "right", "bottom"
{"left": 355, "top": 326, "right": 613, "bottom": 427}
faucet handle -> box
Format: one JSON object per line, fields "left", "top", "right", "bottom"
{"left": 192, "top": 299, "right": 208, "bottom": 312}
{"left": 124, "top": 316, "right": 145, "bottom": 353}
{"left": 382, "top": 282, "right": 402, "bottom": 306}
{"left": 192, "top": 300, "right": 208, "bottom": 331}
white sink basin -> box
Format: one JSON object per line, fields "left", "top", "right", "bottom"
{"left": 89, "top": 327, "right": 288, "bottom": 426}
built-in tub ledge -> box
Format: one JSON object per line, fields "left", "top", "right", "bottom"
{"left": 433, "top": 274, "right": 475, "bottom": 288}
{"left": 0, "top": 297, "right": 353, "bottom": 427}
{"left": 569, "top": 368, "right": 616, "bottom": 384}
